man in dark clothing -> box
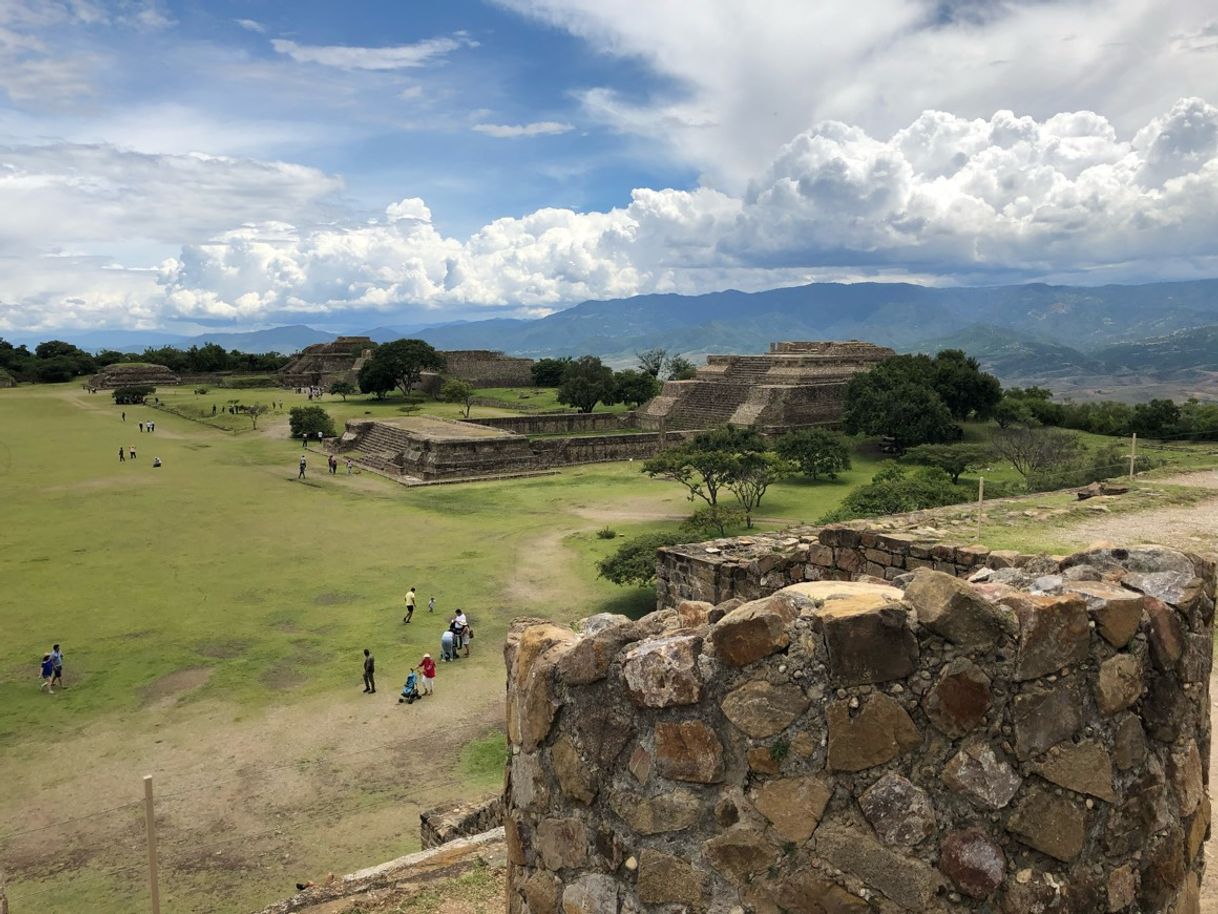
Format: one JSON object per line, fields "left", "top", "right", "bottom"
{"left": 362, "top": 649, "right": 375, "bottom": 693}
{"left": 119, "top": 446, "right": 125, "bottom": 462}
{"left": 298, "top": 455, "right": 307, "bottom": 479}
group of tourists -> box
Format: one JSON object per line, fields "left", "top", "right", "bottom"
{"left": 296, "top": 453, "right": 353, "bottom": 479}
{"left": 38, "top": 645, "right": 64, "bottom": 693}
{"left": 361, "top": 588, "right": 475, "bottom": 706}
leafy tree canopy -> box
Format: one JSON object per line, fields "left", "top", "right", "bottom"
{"left": 440, "top": 378, "right": 477, "bottom": 417}
{"left": 288, "top": 406, "right": 336, "bottom": 439}
{"left": 531, "top": 357, "right": 572, "bottom": 387}
{"left": 902, "top": 443, "right": 992, "bottom": 484}
{"left": 557, "top": 355, "right": 616, "bottom": 413}
{"left": 361, "top": 339, "right": 446, "bottom": 397}
{"left": 613, "top": 369, "right": 661, "bottom": 408}
{"left": 774, "top": 428, "right": 852, "bottom": 480}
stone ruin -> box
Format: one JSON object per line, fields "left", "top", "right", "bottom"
{"left": 504, "top": 542, "right": 1214, "bottom": 913}
{"left": 279, "top": 336, "right": 375, "bottom": 388}
{"left": 89, "top": 362, "right": 181, "bottom": 389}
{"left": 637, "top": 341, "right": 894, "bottom": 432}
{"left": 420, "top": 349, "right": 535, "bottom": 392}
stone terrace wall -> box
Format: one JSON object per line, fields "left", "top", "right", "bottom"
{"left": 504, "top": 544, "right": 1215, "bottom": 914}
{"left": 657, "top": 524, "right": 1020, "bottom": 610}
{"left": 420, "top": 795, "right": 505, "bottom": 849}
{"left": 462, "top": 413, "right": 636, "bottom": 436}
{"left": 443, "top": 350, "right": 535, "bottom": 388}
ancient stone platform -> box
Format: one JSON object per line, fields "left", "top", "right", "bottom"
{"left": 279, "top": 336, "right": 375, "bottom": 388}
{"left": 89, "top": 362, "right": 181, "bottom": 389}
{"left": 637, "top": 340, "right": 894, "bottom": 431}
{"left": 504, "top": 542, "right": 1214, "bottom": 913}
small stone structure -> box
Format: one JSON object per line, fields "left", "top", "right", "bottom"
{"left": 504, "top": 541, "right": 1214, "bottom": 913}
{"left": 421, "top": 796, "right": 505, "bottom": 849}
{"left": 279, "top": 337, "right": 375, "bottom": 389}
{"left": 337, "top": 417, "right": 692, "bottom": 481}
{"left": 89, "top": 362, "right": 181, "bottom": 389}
{"left": 637, "top": 340, "right": 894, "bottom": 432}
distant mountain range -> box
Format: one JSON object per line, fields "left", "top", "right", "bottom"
{"left": 11, "top": 278, "right": 1218, "bottom": 395}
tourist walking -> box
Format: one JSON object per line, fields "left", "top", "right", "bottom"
{"left": 298, "top": 455, "right": 306, "bottom": 479}
{"left": 328, "top": 454, "right": 337, "bottom": 475}
{"left": 454, "top": 609, "right": 472, "bottom": 657}
{"left": 129, "top": 445, "right": 136, "bottom": 460}
{"left": 427, "top": 595, "right": 436, "bottom": 614}
{"left": 403, "top": 587, "right": 417, "bottom": 624}
{"left": 121, "top": 411, "right": 126, "bottom": 422}
{"left": 440, "top": 629, "right": 455, "bottom": 662}
{"left": 138, "top": 421, "right": 144, "bottom": 433}
{"left": 419, "top": 653, "right": 435, "bottom": 695}
{"left": 345, "top": 458, "right": 353, "bottom": 475}
{"left": 50, "top": 644, "right": 64, "bottom": 689}
{"left": 362, "top": 649, "right": 375, "bottom": 693}
{"left": 119, "top": 446, "right": 125, "bottom": 462}
{"left": 39, "top": 653, "right": 54, "bottom": 693}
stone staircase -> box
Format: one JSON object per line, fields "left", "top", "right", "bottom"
{"left": 345, "top": 422, "right": 416, "bottom": 474}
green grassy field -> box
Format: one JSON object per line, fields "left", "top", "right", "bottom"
{"left": 0, "top": 382, "right": 875, "bottom": 914}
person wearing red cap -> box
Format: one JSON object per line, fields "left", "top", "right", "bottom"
{"left": 419, "top": 653, "right": 436, "bottom": 696}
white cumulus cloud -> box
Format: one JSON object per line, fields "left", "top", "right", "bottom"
{"left": 472, "top": 121, "right": 575, "bottom": 138}
{"left": 270, "top": 34, "right": 477, "bottom": 71}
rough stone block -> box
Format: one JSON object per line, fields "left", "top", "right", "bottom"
{"left": 858, "top": 772, "right": 936, "bottom": 846}
{"left": 1113, "top": 714, "right": 1148, "bottom": 771}
{"left": 561, "top": 874, "right": 618, "bottom": 914}
{"left": 523, "top": 871, "right": 562, "bottom": 914}
{"left": 826, "top": 693, "right": 920, "bottom": 772}
{"left": 942, "top": 740, "right": 1022, "bottom": 809}
{"left": 509, "top": 624, "right": 577, "bottom": 751}
{"left": 1031, "top": 739, "right": 1117, "bottom": 802}
{"left": 1179, "top": 632, "right": 1212, "bottom": 683}
{"left": 676, "top": 600, "right": 713, "bottom": 627}
{"left": 654, "top": 720, "right": 724, "bottom": 783}
{"left": 1006, "top": 593, "right": 1090, "bottom": 680}
{"left": 1187, "top": 794, "right": 1210, "bottom": 861}
{"left": 701, "top": 826, "right": 780, "bottom": 886}
{"left": 922, "top": 658, "right": 991, "bottom": 737}
{"left": 1107, "top": 865, "right": 1138, "bottom": 912}
{"left": 751, "top": 775, "right": 833, "bottom": 843}
{"left": 708, "top": 594, "right": 798, "bottom": 667}
{"left": 1062, "top": 580, "right": 1145, "bottom": 647}
{"left": 939, "top": 827, "right": 1005, "bottom": 899}
{"left": 747, "top": 746, "right": 781, "bottom": 775}
{"left": 771, "top": 871, "right": 871, "bottom": 914}
{"left": 814, "top": 593, "right": 918, "bottom": 686}
{"left": 814, "top": 823, "right": 941, "bottom": 911}
{"left": 1008, "top": 787, "right": 1087, "bottom": 861}
{"left": 1146, "top": 597, "right": 1186, "bottom": 670}
{"left": 1012, "top": 677, "right": 1083, "bottom": 759}
{"left": 610, "top": 788, "right": 702, "bottom": 834}
{"left": 622, "top": 634, "right": 704, "bottom": 707}
{"left": 536, "top": 816, "right": 587, "bottom": 870}
{"left": 1096, "top": 653, "right": 1143, "bottom": 716}
{"left": 721, "top": 679, "right": 811, "bottom": 739}
{"left": 1168, "top": 739, "right": 1204, "bottom": 817}
{"left": 551, "top": 735, "right": 597, "bottom": 804}
{"left": 637, "top": 849, "right": 705, "bottom": 908}
{"left": 903, "top": 569, "right": 1017, "bottom": 647}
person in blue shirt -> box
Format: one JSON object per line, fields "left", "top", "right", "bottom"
{"left": 39, "top": 654, "right": 54, "bottom": 693}
{"left": 50, "top": 644, "right": 65, "bottom": 689}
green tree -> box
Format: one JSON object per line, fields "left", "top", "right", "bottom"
{"left": 725, "top": 451, "right": 796, "bottom": 528}
{"left": 613, "top": 369, "right": 661, "bottom": 408}
{"left": 246, "top": 403, "right": 270, "bottom": 429}
{"left": 642, "top": 425, "right": 766, "bottom": 508}
{"left": 329, "top": 380, "right": 355, "bottom": 401}
{"left": 186, "top": 343, "right": 229, "bottom": 373}
{"left": 441, "top": 378, "right": 477, "bottom": 417}
{"left": 1131, "top": 399, "right": 1181, "bottom": 438}
{"left": 360, "top": 339, "right": 446, "bottom": 397}
{"left": 636, "top": 348, "right": 668, "bottom": 378}
{"left": 531, "top": 357, "right": 572, "bottom": 387}
{"left": 665, "top": 355, "right": 697, "bottom": 380}
{"left": 774, "top": 428, "right": 852, "bottom": 480}
{"left": 902, "top": 443, "right": 991, "bottom": 484}
{"left": 843, "top": 376, "right": 956, "bottom": 451}
{"left": 357, "top": 358, "right": 398, "bottom": 399}
{"left": 289, "top": 405, "right": 336, "bottom": 439}
{"left": 931, "top": 349, "right": 1002, "bottom": 420}
{"left": 112, "top": 385, "right": 155, "bottom": 404}
{"left": 557, "top": 356, "right": 616, "bottom": 413}
{"left": 596, "top": 531, "right": 685, "bottom": 587}
{"left": 33, "top": 340, "right": 96, "bottom": 378}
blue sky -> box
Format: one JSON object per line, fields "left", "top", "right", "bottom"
{"left": 1, "top": 0, "right": 1218, "bottom": 334}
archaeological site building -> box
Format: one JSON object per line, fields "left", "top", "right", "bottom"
{"left": 637, "top": 340, "right": 894, "bottom": 431}
{"left": 279, "top": 336, "right": 376, "bottom": 389}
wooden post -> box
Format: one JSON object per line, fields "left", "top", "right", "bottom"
{"left": 976, "top": 476, "right": 985, "bottom": 542}
{"left": 144, "top": 775, "right": 161, "bottom": 914}
{"left": 1129, "top": 432, "right": 1137, "bottom": 479}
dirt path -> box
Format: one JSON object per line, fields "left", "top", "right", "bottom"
{"left": 1056, "top": 472, "right": 1218, "bottom": 553}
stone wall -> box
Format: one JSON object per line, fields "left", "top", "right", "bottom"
{"left": 656, "top": 524, "right": 1005, "bottom": 610}
{"left": 90, "top": 362, "right": 181, "bottom": 389}
{"left": 503, "top": 543, "right": 1215, "bottom": 914}
{"left": 460, "top": 413, "right": 636, "bottom": 436}
{"left": 442, "top": 350, "right": 535, "bottom": 388}
{"left": 420, "top": 795, "right": 505, "bottom": 849}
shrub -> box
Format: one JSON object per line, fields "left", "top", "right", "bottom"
{"left": 820, "top": 464, "right": 968, "bottom": 522}
{"left": 597, "top": 531, "right": 686, "bottom": 587}
{"left": 596, "top": 527, "right": 618, "bottom": 540}
{"left": 774, "top": 428, "right": 852, "bottom": 480}
{"left": 288, "top": 405, "right": 336, "bottom": 439}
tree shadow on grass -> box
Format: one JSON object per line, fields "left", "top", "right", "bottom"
{"left": 591, "top": 586, "right": 657, "bottom": 620}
